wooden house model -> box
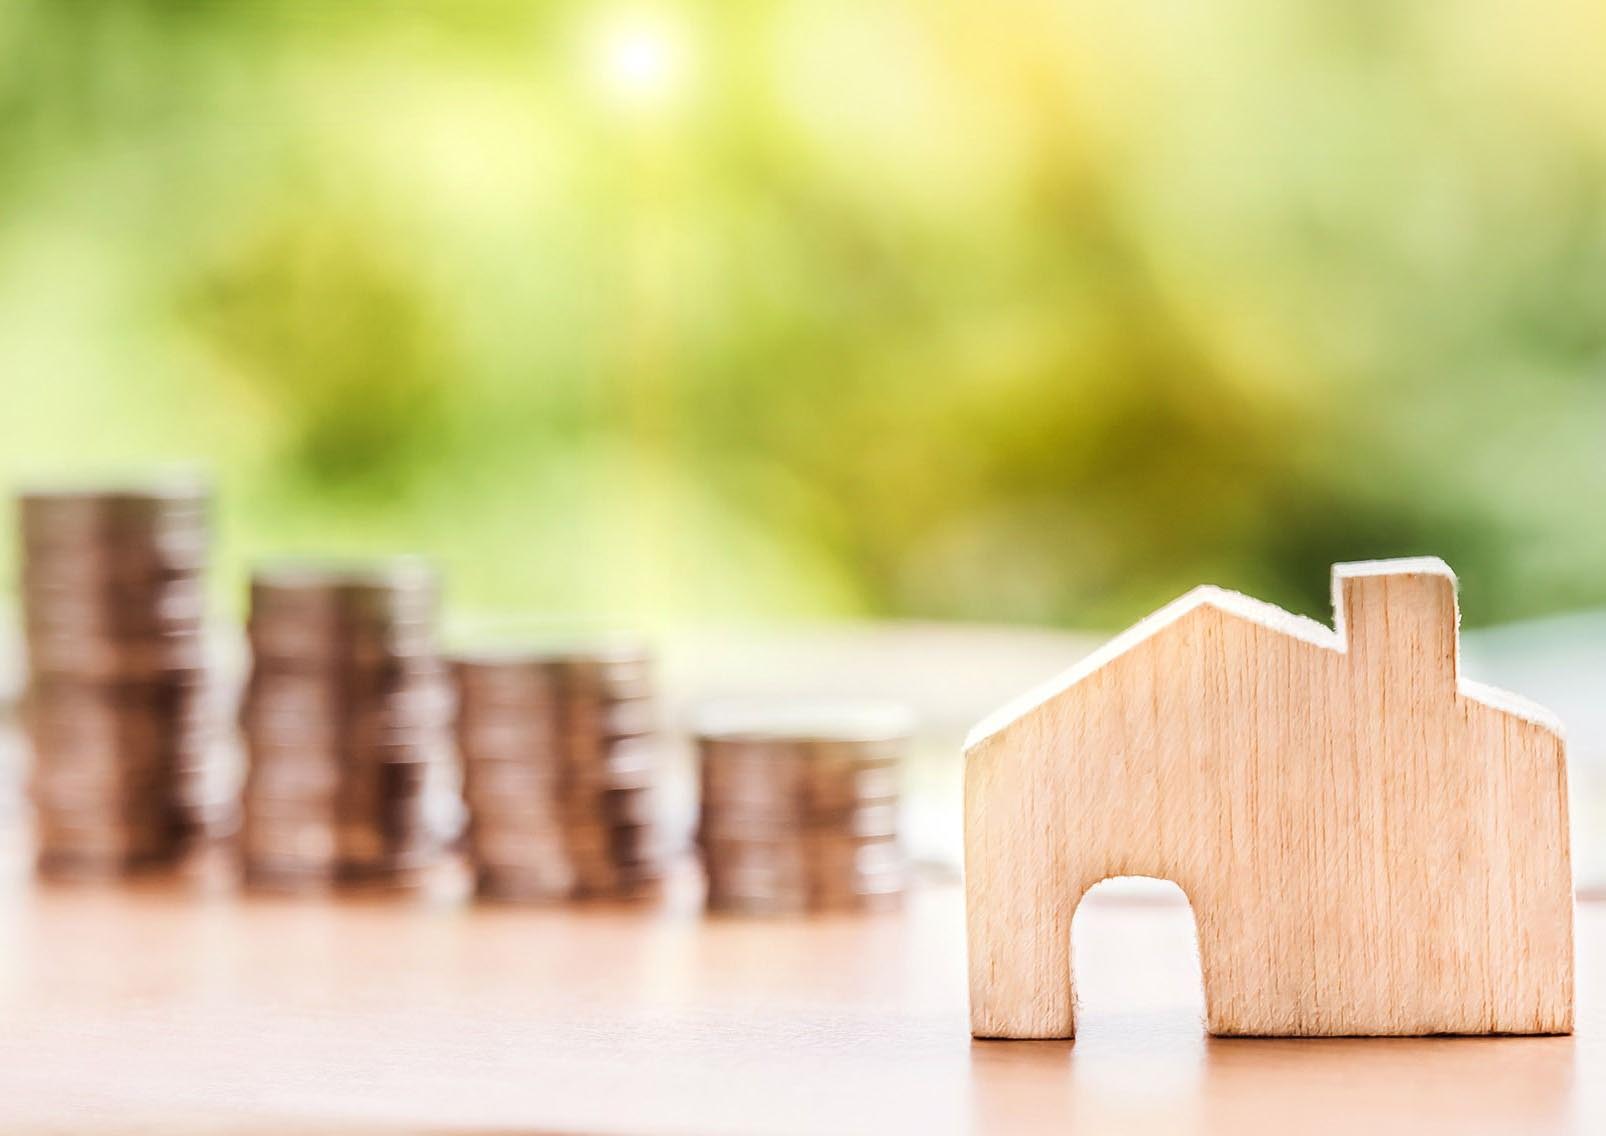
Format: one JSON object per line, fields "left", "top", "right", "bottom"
{"left": 965, "top": 558, "right": 1573, "bottom": 1038}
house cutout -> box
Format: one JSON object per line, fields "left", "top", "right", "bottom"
{"left": 965, "top": 558, "right": 1574, "bottom": 1039}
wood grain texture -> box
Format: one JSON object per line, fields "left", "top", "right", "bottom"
{"left": 966, "top": 558, "right": 1574, "bottom": 1039}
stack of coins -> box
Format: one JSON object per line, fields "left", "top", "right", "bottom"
{"left": 453, "top": 654, "right": 571, "bottom": 901}
{"left": 453, "top": 638, "right": 662, "bottom": 902}
{"left": 695, "top": 702, "right": 911, "bottom": 915}
{"left": 240, "top": 560, "right": 459, "bottom": 891}
{"left": 16, "top": 482, "right": 232, "bottom": 878}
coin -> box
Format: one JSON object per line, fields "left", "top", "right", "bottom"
{"left": 240, "top": 559, "right": 460, "bottom": 892}
{"left": 452, "top": 638, "right": 664, "bottom": 904}
{"left": 16, "top": 482, "right": 231, "bottom": 879}
{"left": 694, "top": 700, "right": 913, "bottom": 916}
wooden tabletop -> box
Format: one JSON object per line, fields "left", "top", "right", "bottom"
{"left": 0, "top": 855, "right": 1598, "bottom": 1136}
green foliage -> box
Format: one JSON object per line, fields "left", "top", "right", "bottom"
{"left": 1, "top": 0, "right": 1603, "bottom": 626}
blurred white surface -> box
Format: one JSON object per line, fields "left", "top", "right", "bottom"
{"left": 2, "top": 612, "right": 1602, "bottom": 891}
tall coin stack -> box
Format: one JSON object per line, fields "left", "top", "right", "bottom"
{"left": 452, "top": 638, "right": 662, "bottom": 902}
{"left": 240, "top": 561, "right": 459, "bottom": 891}
{"left": 695, "top": 703, "right": 911, "bottom": 915}
{"left": 17, "top": 482, "right": 231, "bottom": 878}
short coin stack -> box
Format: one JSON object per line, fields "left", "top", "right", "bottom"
{"left": 16, "top": 482, "right": 231, "bottom": 878}
{"left": 696, "top": 702, "right": 911, "bottom": 915}
{"left": 453, "top": 638, "right": 662, "bottom": 902}
{"left": 240, "top": 560, "right": 459, "bottom": 891}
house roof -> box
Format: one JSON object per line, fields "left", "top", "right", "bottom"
{"left": 965, "top": 572, "right": 1565, "bottom": 751}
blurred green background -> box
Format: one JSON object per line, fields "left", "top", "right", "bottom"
{"left": 2, "top": 0, "right": 1603, "bottom": 629}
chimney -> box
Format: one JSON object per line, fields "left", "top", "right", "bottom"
{"left": 1332, "top": 558, "right": 1460, "bottom": 697}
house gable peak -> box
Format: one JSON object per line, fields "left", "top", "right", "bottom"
{"left": 964, "top": 583, "right": 1334, "bottom": 751}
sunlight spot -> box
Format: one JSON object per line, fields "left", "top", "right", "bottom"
{"left": 588, "top": 9, "right": 692, "bottom": 116}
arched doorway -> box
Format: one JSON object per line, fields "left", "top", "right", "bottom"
{"left": 1070, "top": 877, "right": 1206, "bottom": 1044}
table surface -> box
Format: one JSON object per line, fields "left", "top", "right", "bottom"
{"left": 0, "top": 854, "right": 1599, "bottom": 1136}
